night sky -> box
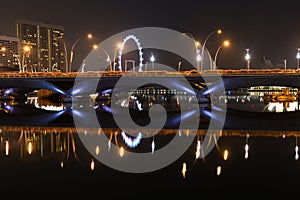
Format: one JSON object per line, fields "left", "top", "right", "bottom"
{"left": 1, "top": 0, "right": 300, "bottom": 69}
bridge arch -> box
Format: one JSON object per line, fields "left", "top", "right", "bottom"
{"left": 118, "top": 35, "right": 144, "bottom": 72}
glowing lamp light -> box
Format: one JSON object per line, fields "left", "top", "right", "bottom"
{"left": 150, "top": 53, "right": 155, "bottom": 62}
{"left": 60, "top": 161, "right": 64, "bottom": 168}
{"left": 296, "top": 51, "right": 300, "bottom": 59}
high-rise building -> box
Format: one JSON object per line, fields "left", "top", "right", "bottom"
{"left": 0, "top": 35, "right": 21, "bottom": 71}
{"left": 16, "top": 19, "right": 66, "bottom": 72}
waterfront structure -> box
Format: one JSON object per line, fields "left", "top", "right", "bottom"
{"left": 16, "top": 19, "right": 65, "bottom": 72}
{"left": 0, "top": 35, "right": 21, "bottom": 71}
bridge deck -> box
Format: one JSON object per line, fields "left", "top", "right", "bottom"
{"left": 0, "top": 69, "right": 300, "bottom": 78}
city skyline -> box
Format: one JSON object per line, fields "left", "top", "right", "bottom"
{"left": 1, "top": 1, "right": 300, "bottom": 70}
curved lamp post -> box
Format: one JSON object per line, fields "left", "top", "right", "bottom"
{"left": 200, "top": 29, "right": 222, "bottom": 71}
{"left": 93, "top": 44, "right": 112, "bottom": 71}
{"left": 69, "top": 33, "right": 92, "bottom": 72}
{"left": 182, "top": 32, "right": 201, "bottom": 70}
{"left": 21, "top": 45, "right": 31, "bottom": 72}
{"left": 213, "top": 40, "right": 230, "bottom": 70}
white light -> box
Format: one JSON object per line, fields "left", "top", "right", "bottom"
{"left": 245, "top": 49, "right": 250, "bottom": 61}
{"left": 196, "top": 54, "right": 201, "bottom": 61}
{"left": 297, "top": 49, "right": 300, "bottom": 59}
{"left": 151, "top": 140, "right": 155, "bottom": 154}
{"left": 150, "top": 53, "right": 155, "bottom": 62}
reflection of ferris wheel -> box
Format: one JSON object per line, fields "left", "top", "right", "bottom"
{"left": 118, "top": 35, "right": 144, "bottom": 72}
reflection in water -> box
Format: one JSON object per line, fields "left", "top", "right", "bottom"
{"left": 1, "top": 126, "right": 300, "bottom": 178}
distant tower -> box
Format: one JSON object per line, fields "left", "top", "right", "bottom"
{"left": 16, "top": 19, "right": 65, "bottom": 72}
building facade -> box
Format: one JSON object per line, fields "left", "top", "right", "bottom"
{"left": 0, "top": 35, "right": 21, "bottom": 71}
{"left": 16, "top": 19, "right": 66, "bottom": 72}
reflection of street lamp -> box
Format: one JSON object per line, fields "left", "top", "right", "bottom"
{"left": 69, "top": 33, "right": 92, "bottom": 72}
{"left": 182, "top": 32, "right": 201, "bottom": 70}
{"left": 200, "top": 29, "right": 222, "bottom": 71}
{"left": 245, "top": 48, "right": 251, "bottom": 70}
{"left": 213, "top": 40, "right": 230, "bottom": 70}
{"left": 150, "top": 52, "right": 155, "bottom": 71}
{"left": 93, "top": 44, "right": 112, "bottom": 71}
{"left": 296, "top": 48, "right": 300, "bottom": 69}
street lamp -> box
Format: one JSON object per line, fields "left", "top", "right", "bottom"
{"left": 200, "top": 29, "right": 222, "bottom": 71}
{"left": 245, "top": 48, "right": 251, "bottom": 70}
{"left": 296, "top": 48, "right": 300, "bottom": 69}
{"left": 182, "top": 32, "right": 201, "bottom": 70}
{"left": 93, "top": 44, "right": 112, "bottom": 71}
{"left": 22, "top": 45, "right": 31, "bottom": 72}
{"left": 150, "top": 52, "right": 155, "bottom": 71}
{"left": 69, "top": 33, "right": 93, "bottom": 72}
{"left": 213, "top": 40, "right": 230, "bottom": 70}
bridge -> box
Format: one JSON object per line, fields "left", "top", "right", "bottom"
{"left": 1, "top": 69, "right": 300, "bottom": 101}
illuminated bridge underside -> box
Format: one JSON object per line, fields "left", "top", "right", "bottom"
{"left": 1, "top": 71, "right": 300, "bottom": 96}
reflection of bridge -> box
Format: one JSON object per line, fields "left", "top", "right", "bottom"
{"left": 1, "top": 69, "right": 300, "bottom": 99}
